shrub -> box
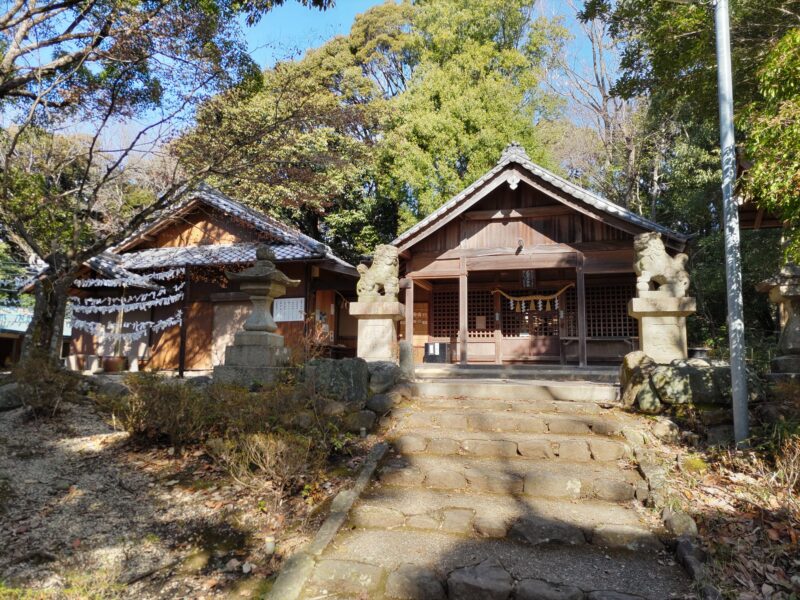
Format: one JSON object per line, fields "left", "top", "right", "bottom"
{"left": 12, "top": 352, "right": 80, "bottom": 416}
{"left": 100, "top": 373, "right": 211, "bottom": 449}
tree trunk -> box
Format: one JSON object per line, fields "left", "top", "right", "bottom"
{"left": 21, "top": 275, "right": 71, "bottom": 362}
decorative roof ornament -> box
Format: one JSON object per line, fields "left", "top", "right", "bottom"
{"left": 501, "top": 141, "right": 530, "bottom": 162}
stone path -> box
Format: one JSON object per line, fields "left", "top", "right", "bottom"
{"left": 293, "top": 383, "right": 694, "bottom": 599}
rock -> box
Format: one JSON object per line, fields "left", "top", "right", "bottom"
{"left": 398, "top": 341, "right": 416, "bottom": 381}
{"left": 185, "top": 375, "right": 212, "bottom": 389}
{"left": 586, "top": 593, "right": 646, "bottom": 600}
{"left": 343, "top": 410, "right": 376, "bottom": 433}
{"left": 441, "top": 508, "right": 474, "bottom": 534}
{"left": 515, "top": 578, "right": 584, "bottom": 600}
{"left": 386, "top": 564, "right": 445, "bottom": 600}
{"left": 651, "top": 417, "right": 679, "bottom": 442}
{"left": 662, "top": 508, "right": 698, "bottom": 537}
{"left": 675, "top": 535, "right": 707, "bottom": 580}
{"left": 306, "top": 357, "right": 369, "bottom": 409}
{"left": 0, "top": 382, "right": 22, "bottom": 411}
{"left": 321, "top": 400, "right": 347, "bottom": 417}
{"left": 96, "top": 379, "right": 130, "bottom": 398}
{"left": 590, "top": 524, "right": 662, "bottom": 551}
{"left": 291, "top": 410, "right": 315, "bottom": 430}
{"left": 698, "top": 407, "right": 732, "bottom": 426}
{"left": 651, "top": 366, "right": 691, "bottom": 404}
{"left": 671, "top": 361, "right": 722, "bottom": 405}
{"left": 474, "top": 514, "right": 509, "bottom": 538}
{"left": 366, "top": 392, "right": 398, "bottom": 414}
{"left": 224, "top": 558, "right": 241, "bottom": 572}
{"left": 620, "top": 351, "right": 656, "bottom": 407}
{"left": 509, "top": 517, "right": 586, "bottom": 546}
{"left": 589, "top": 439, "right": 627, "bottom": 461}
{"left": 447, "top": 558, "right": 513, "bottom": 600}
{"left": 368, "top": 361, "right": 402, "bottom": 394}
{"left": 635, "top": 381, "right": 662, "bottom": 414}
{"left": 593, "top": 479, "right": 635, "bottom": 502}
{"left": 395, "top": 435, "right": 428, "bottom": 454}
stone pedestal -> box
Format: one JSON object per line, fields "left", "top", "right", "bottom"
{"left": 629, "top": 294, "right": 697, "bottom": 364}
{"left": 349, "top": 301, "right": 404, "bottom": 363}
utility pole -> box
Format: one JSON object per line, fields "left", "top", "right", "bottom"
{"left": 714, "top": 0, "right": 749, "bottom": 445}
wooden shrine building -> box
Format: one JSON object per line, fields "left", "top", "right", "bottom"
{"left": 69, "top": 185, "right": 358, "bottom": 373}
{"left": 395, "top": 143, "right": 689, "bottom": 366}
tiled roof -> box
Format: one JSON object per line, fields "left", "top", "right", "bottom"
{"left": 86, "top": 253, "right": 160, "bottom": 288}
{"left": 392, "top": 142, "right": 689, "bottom": 249}
{"left": 119, "top": 242, "right": 317, "bottom": 270}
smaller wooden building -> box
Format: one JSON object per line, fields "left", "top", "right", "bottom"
{"left": 69, "top": 185, "right": 358, "bottom": 372}
{"left": 395, "top": 143, "right": 689, "bottom": 366}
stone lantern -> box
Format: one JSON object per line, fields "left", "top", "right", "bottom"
{"left": 213, "top": 245, "right": 300, "bottom": 385}
{"left": 758, "top": 264, "right": 800, "bottom": 383}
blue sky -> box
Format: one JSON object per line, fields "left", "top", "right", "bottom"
{"left": 242, "top": 1, "right": 383, "bottom": 68}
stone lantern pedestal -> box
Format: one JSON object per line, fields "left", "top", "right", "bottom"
{"left": 758, "top": 264, "right": 800, "bottom": 384}
{"left": 349, "top": 301, "right": 405, "bottom": 363}
{"left": 213, "top": 246, "right": 300, "bottom": 386}
{"left": 629, "top": 295, "right": 697, "bottom": 364}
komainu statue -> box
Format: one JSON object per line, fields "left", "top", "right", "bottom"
{"left": 357, "top": 244, "right": 400, "bottom": 302}
{"left": 633, "top": 232, "right": 690, "bottom": 297}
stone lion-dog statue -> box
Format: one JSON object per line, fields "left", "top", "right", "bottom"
{"left": 357, "top": 244, "right": 400, "bottom": 302}
{"left": 633, "top": 232, "right": 690, "bottom": 297}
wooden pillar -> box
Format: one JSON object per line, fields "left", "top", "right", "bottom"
{"left": 178, "top": 266, "right": 190, "bottom": 377}
{"left": 459, "top": 260, "right": 468, "bottom": 364}
{"left": 405, "top": 280, "right": 414, "bottom": 342}
{"left": 576, "top": 256, "right": 587, "bottom": 367}
{"left": 493, "top": 289, "right": 502, "bottom": 364}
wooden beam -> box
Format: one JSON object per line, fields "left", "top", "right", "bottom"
{"left": 412, "top": 277, "right": 433, "bottom": 291}
{"left": 405, "top": 281, "right": 414, "bottom": 341}
{"left": 463, "top": 205, "right": 572, "bottom": 221}
{"left": 178, "top": 267, "right": 190, "bottom": 377}
{"left": 467, "top": 253, "right": 577, "bottom": 271}
{"left": 493, "top": 291, "right": 502, "bottom": 364}
{"left": 576, "top": 256, "right": 587, "bottom": 367}
{"left": 459, "top": 272, "right": 468, "bottom": 364}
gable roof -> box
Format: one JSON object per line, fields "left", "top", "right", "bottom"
{"left": 392, "top": 143, "right": 689, "bottom": 252}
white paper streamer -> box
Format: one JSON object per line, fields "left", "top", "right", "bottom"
{"left": 73, "top": 268, "right": 183, "bottom": 288}
{"left": 75, "top": 282, "right": 185, "bottom": 307}
{"left": 71, "top": 311, "right": 183, "bottom": 341}
{"left": 70, "top": 291, "right": 184, "bottom": 315}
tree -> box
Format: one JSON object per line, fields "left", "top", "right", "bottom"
{"left": 0, "top": 0, "right": 333, "bottom": 361}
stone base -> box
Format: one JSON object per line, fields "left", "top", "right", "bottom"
{"left": 629, "top": 297, "right": 696, "bottom": 364}
{"left": 349, "top": 301, "right": 404, "bottom": 363}
{"left": 213, "top": 365, "right": 286, "bottom": 386}
{"left": 213, "top": 330, "right": 290, "bottom": 385}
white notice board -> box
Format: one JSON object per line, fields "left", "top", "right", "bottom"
{"left": 274, "top": 297, "right": 305, "bottom": 322}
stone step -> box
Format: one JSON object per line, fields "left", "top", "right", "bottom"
{"left": 413, "top": 379, "right": 619, "bottom": 404}
{"left": 378, "top": 454, "right": 645, "bottom": 502}
{"left": 304, "top": 528, "right": 691, "bottom": 600}
{"left": 393, "top": 407, "right": 626, "bottom": 437}
{"left": 415, "top": 364, "right": 620, "bottom": 384}
{"left": 391, "top": 429, "right": 631, "bottom": 462}
{"left": 406, "top": 395, "right": 609, "bottom": 416}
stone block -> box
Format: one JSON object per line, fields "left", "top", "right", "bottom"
{"left": 213, "top": 365, "right": 284, "bottom": 386}
{"left": 367, "top": 391, "right": 400, "bottom": 414}
{"left": 461, "top": 439, "right": 518, "bottom": 458}
{"left": 427, "top": 438, "right": 460, "bottom": 455}
{"left": 466, "top": 471, "right": 523, "bottom": 494}
{"left": 395, "top": 435, "right": 427, "bottom": 454}
{"left": 651, "top": 366, "right": 692, "bottom": 404}
{"left": 509, "top": 517, "right": 586, "bottom": 546}
{"left": 310, "top": 559, "right": 384, "bottom": 594}
{"left": 350, "top": 301, "right": 404, "bottom": 362}
{"left": 547, "top": 419, "right": 591, "bottom": 435}
{"left": 425, "top": 468, "right": 467, "bottom": 490}
{"left": 587, "top": 593, "right": 647, "bottom": 600}
{"left": 406, "top": 513, "right": 440, "bottom": 530}
{"left": 524, "top": 473, "right": 582, "bottom": 499}
{"left": 232, "top": 330, "right": 284, "bottom": 347}
{"left": 590, "top": 524, "right": 662, "bottom": 551}
{"left": 635, "top": 380, "right": 662, "bottom": 414}
{"left": 515, "top": 578, "right": 584, "bottom": 600}
{"left": 386, "top": 564, "right": 445, "bottom": 600}
{"left": 517, "top": 440, "right": 554, "bottom": 459}
{"left": 474, "top": 514, "right": 509, "bottom": 538}
{"left": 351, "top": 505, "right": 405, "bottom": 529}
{"left": 380, "top": 465, "right": 424, "bottom": 487}
{"left": 369, "top": 361, "right": 402, "bottom": 393}
{"left": 589, "top": 439, "right": 626, "bottom": 462}
{"left": 556, "top": 440, "right": 591, "bottom": 461}
{"left": 441, "top": 508, "right": 475, "bottom": 534}
{"left": 398, "top": 341, "right": 416, "bottom": 381}
{"left": 0, "top": 382, "right": 22, "bottom": 411}
{"left": 592, "top": 478, "right": 635, "bottom": 502}
{"left": 437, "top": 413, "right": 469, "bottom": 429}
{"left": 305, "top": 357, "right": 370, "bottom": 408}
{"left": 447, "top": 558, "right": 513, "bottom": 600}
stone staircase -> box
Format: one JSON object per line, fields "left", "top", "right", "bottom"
{"left": 294, "top": 381, "right": 693, "bottom": 600}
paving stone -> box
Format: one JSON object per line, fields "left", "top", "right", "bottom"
{"left": 592, "top": 478, "right": 635, "bottom": 502}
{"left": 517, "top": 440, "right": 554, "bottom": 459}
{"left": 351, "top": 505, "right": 406, "bottom": 529}
{"left": 395, "top": 435, "right": 428, "bottom": 454}
{"left": 586, "top": 419, "right": 622, "bottom": 436}
{"left": 381, "top": 465, "right": 425, "bottom": 487}
{"left": 556, "top": 440, "right": 592, "bottom": 461}
{"left": 547, "top": 419, "right": 591, "bottom": 435}
{"left": 515, "top": 415, "right": 548, "bottom": 433}
{"left": 427, "top": 438, "right": 461, "bottom": 455}
{"left": 436, "top": 413, "right": 469, "bottom": 429}
{"left": 425, "top": 467, "right": 467, "bottom": 490}
{"left": 509, "top": 517, "right": 586, "bottom": 546}
{"left": 405, "top": 512, "right": 440, "bottom": 530}
{"left": 461, "top": 439, "right": 519, "bottom": 458}
{"left": 590, "top": 524, "right": 663, "bottom": 551}
{"left": 589, "top": 439, "right": 627, "bottom": 462}
{"left": 406, "top": 412, "right": 433, "bottom": 427}
{"left": 524, "top": 472, "right": 582, "bottom": 499}
{"left": 447, "top": 558, "right": 513, "bottom": 600}
{"left": 515, "top": 578, "right": 585, "bottom": 600}
{"left": 441, "top": 508, "right": 475, "bottom": 534}
{"left": 465, "top": 470, "right": 523, "bottom": 494}
{"left": 386, "top": 564, "right": 446, "bottom": 600}
{"left": 310, "top": 559, "right": 384, "bottom": 594}
{"left": 474, "top": 513, "right": 509, "bottom": 538}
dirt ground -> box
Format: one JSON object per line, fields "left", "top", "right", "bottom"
{"left": 0, "top": 399, "right": 369, "bottom": 599}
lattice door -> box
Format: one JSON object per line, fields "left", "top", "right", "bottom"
{"left": 500, "top": 290, "right": 564, "bottom": 338}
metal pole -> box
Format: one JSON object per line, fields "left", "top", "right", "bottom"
{"left": 714, "top": 0, "right": 749, "bottom": 445}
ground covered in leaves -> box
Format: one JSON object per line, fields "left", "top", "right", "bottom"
{"left": 0, "top": 399, "right": 372, "bottom": 599}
